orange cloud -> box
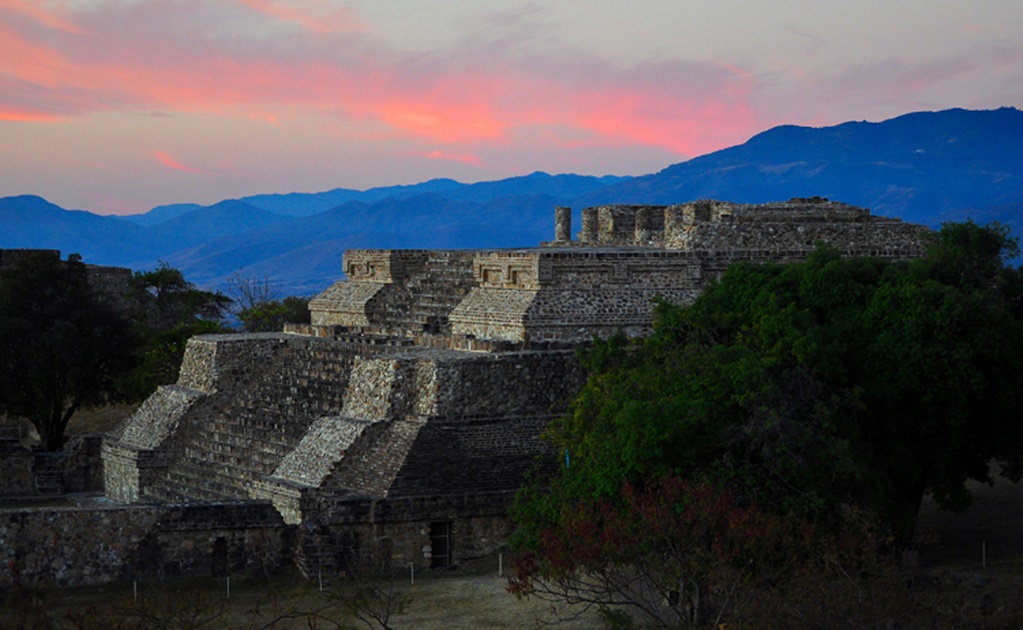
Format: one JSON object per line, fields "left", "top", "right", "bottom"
{"left": 248, "top": 111, "right": 280, "bottom": 124}
{"left": 0, "top": 107, "right": 62, "bottom": 122}
{"left": 153, "top": 150, "right": 203, "bottom": 174}
{"left": 377, "top": 104, "right": 506, "bottom": 144}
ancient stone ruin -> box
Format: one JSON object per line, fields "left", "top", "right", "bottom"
{"left": 2, "top": 199, "right": 929, "bottom": 587}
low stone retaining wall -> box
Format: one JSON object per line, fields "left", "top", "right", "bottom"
{"left": 0, "top": 501, "right": 286, "bottom": 588}
{"left": 0, "top": 431, "right": 104, "bottom": 499}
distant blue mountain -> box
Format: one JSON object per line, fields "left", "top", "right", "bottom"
{"left": 145, "top": 199, "right": 290, "bottom": 252}
{"left": 124, "top": 202, "right": 203, "bottom": 226}
{"left": 586, "top": 107, "right": 1023, "bottom": 225}
{"left": 122, "top": 172, "right": 628, "bottom": 223}
{"left": 0, "top": 195, "right": 156, "bottom": 263}
{"left": 3, "top": 107, "right": 1021, "bottom": 297}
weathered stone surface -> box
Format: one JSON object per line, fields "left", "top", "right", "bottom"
{"left": 85, "top": 199, "right": 931, "bottom": 584}
{"left": 0, "top": 501, "right": 285, "bottom": 588}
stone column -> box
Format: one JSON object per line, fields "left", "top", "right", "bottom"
{"left": 554, "top": 206, "right": 572, "bottom": 242}
{"left": 579, "top": 208, "right": 598, "bottom": 243}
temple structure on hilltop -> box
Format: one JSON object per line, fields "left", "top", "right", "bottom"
{"left": 99, "top": 198, "right": 928, "bottom": 579}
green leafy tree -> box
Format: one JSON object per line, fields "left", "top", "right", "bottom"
{"left": 131, "top": 262, "right": 232, "bottom": 329}
{"left": 511, "top": 221, "right": 1023, "bottom": 623}
{"left": 227, "top": 272, "right": 311, "bottom": 333}
{"left": 124, "top": 262, "right": 232, "bottom": 397}
{"left": 0, "top": 252, "right": 139, "bottom": 450}
{"left": 237, "top": 296, "right": 311, "bottom": 333}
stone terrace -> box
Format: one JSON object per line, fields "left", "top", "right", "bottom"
{"left": 98, "top": 198, "right": 930, "bottom": 579}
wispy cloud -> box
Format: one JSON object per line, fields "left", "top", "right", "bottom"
{"left": 421, "top": 150, "right": 484, "bottom": 166}
{"left": 236, "top": 0, "right": 365, "bottom": 34}
{"left": 1, "top": 0, "right": 82, "bottom": 33}
{"left": 0, "top": 0, "right": 767, "bottom": 159}
{"left": 153, "top": 150, "right": 203, "bottom": 174}
{"left": 3, "top": 0, "right": 1019, "bottom": 212}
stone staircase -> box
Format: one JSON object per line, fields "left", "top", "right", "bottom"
{"left": 144, "top": 402, "right": 322, "bottom": 503}
{"left": 368, "top": 252, "right": 477, "bottom": 336}
{"left": 408, "top": 252, "right": 477, "bottom": 333}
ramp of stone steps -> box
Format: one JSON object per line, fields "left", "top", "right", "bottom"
{"left": 312, "top": 251, "right": 478, "bottom": 335}
{"left": 135, "top": 343, "right": 432, "bottom": 504}
{"left": 115, "top": 335, "right": 365, "bottom": 503}
{"left": 117, "top": 384, "right": 207, "bottom": 450}
{"left": 264, "top": 415, "right": 382, "bottom": 489}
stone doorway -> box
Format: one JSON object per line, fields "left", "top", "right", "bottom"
{"left": 429, "top": 521, "right": 452, "bottom": 568}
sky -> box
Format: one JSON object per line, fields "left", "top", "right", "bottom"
{"left": 2, "top": 1, "right": 1022, "bottom": 216}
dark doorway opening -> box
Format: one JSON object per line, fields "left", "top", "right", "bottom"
{"left": 429, "top": 521, "right": 452, "bottom": 569}
{"left": 211, "top": 537, "right": 228, "bottom": 577}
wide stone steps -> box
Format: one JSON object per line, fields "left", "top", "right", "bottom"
{"left": 366, "top": 255, "right": 476, "bottom": 333}
{"left": 198, "top": 421, "right": 304, "bottom": 449}
{"left": 145, "top": 404, "right": 320, "bottom": 502}
{"left": 181, "top": 439, "right": 285, "bottom": 474}
{"left": 146, "top": 462, "right": 246, "bottom": 503}
{"left": 150, "top": 438, "right": 289, "bottom": 502}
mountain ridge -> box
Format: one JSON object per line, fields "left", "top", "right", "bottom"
{"left": 2, "top": 107, "right": 1020, "bottom": 296}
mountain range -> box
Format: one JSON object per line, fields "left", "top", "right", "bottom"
{"left": 2, "top": 107, "right": 1020, "bottom": 296}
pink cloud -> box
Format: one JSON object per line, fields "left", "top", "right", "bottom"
{"left": 237, "top": 0, "right": 365, "bottom": 34}
{"left": 153, "top": 150, "right": 203, "bottom": 174}
{"left": 421, "top": 150, "right": 484, "bottom": 166}
{"left": 1, "top": 0, "right": 82, "bottom": 33}
{"left": 0, "top": 22, "right": 70, "bottom": 89}
{"left": 0, "top": 107, "right": 61, "bottom": 123}
{"left": 0, "top": 1, "right": 770, "bottom": 161}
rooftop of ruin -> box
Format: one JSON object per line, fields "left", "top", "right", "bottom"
{"left": 302, "top": 198, "right": 929, "bottom": 349}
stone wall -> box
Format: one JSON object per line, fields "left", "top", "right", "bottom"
{"left": 0, "top": 249, "right": 134, "bottom": 311}
{"left": 0, "top": 496, "right": 512, "bottom": 587}
{"left": 552, "top": 199, "right": 928, "bottom": 256}
{"left": 105, "top": 334, "right": 363, "bottom": 503}
{"left": 0, "top": 501, "right": 286, "bottom": 588}
{"left": 450, "top": 250, "right": 703, "bottom": 342}
{"left": 445, "top": 201, "right": 929, "bottom": 343}
{"left": 385, "top": 414, "right": 558, "bottom": 497}
{"left": 0, "top": 431, "right": 104, "bottom": 499}
{"left": 663, "top": 205, "right": 927, "bottom": 255}
{"left": 0, "top": 426, "right": 34, "bottom": 498}
{"left": 0, "top": 249, "right": 61, "bottom": 268}
{"left": 250, "top": 346, "right": 585, "bottom": 525}
{"left": 297, "top": 495, "right": 520, "bottom": 574}
{"left": 109, "top": 334, "right": 584, "bottom": 509}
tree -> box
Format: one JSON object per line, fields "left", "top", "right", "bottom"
{"left": 131, "top": 262, "right": 232, "bottom": 329}
{"left": 227, "top": 272, "right": 311, "bottom": 333}
{"left": 236, "top": 296, "right": 311, "bottom": 333}
{"left": 511, "top": 222, "right": 1023, "bottom": 624}
{"left": 124, "top": 262, "right": 233, "bottom": 397}
{"left": 0, "top": 252, "right": 139, "bottom": 450}
{"left": 510, "top": 475, "right": 901, "bottom": 628}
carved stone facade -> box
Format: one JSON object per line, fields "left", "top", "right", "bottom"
{"left": 312, "top": 199, "right": 926, "bottom": 344}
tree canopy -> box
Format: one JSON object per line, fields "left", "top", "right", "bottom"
{"left": 0, "top": 253, "right": 139, "bottom": 450}
{"left": 510, "top": 221, "right": 1023, "bottom": 624}
{"left": 123, "top": 262, "right": 232, "bottom": 397}
{"left": 227, "top": 272, "right": 311, "bottom": 333}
